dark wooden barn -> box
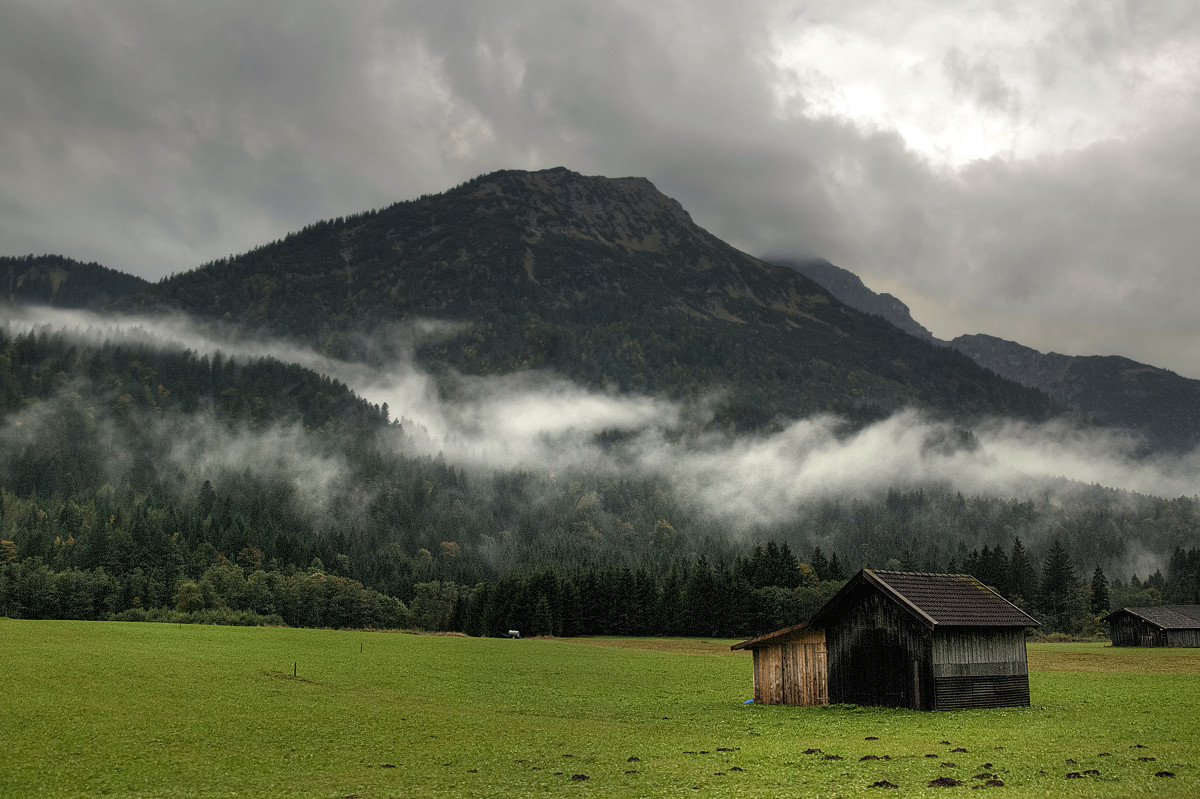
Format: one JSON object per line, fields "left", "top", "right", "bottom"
{"left": 807, "top": 570, "right": 1038, "bottom": 711}
{"left": 732, "top": 570, "right": 1039, "bottom": 710}
{"left": 730, "top": 623, "right": 827, "bottom": 706}
{"left": 1103, "top": 606, "right": 1200, "bottom": 647}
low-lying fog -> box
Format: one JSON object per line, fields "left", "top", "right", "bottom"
{"left": 7, "top": 306, "right": 1199, "bottom": 532}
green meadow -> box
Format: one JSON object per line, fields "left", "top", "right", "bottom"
{"left": 2, "top": 620, "right": 1197, "bottom": 798}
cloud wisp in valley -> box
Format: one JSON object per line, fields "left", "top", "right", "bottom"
{"left": 6, "top": 307, "right": 1196, "bottom": 534}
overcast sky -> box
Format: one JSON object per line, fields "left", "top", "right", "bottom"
{"left": 4, "top": 1, "right": 1200, "bottom": 376}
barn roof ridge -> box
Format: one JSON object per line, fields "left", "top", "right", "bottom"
{"left": 808, "top": 569, "right": 1040, "bottom": 630}
{"left": 1101, "top": 604, "right": 1200, "bottom": 629}
{"left": 730, "top": 621, "right": 816, "bottom": 651}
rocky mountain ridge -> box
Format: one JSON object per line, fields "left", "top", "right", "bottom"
{"left": 782, "top": 259, "right": 1200, "bottom": 451}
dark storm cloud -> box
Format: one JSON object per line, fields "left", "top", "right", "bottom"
{"left": 2, "top": 1, "right": 1200, "bottom": 374}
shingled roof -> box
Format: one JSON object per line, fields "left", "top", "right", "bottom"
{"left": 809, "top": 569, "right": 1040, "bottom": 629}
{"left": 1102, "top": 605, "right": 1200, "bottom": 629}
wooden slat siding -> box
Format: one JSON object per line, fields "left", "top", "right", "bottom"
{"left": 781, "top": 640, "right": 829, "bottom": 706}
{"left": 1166, "top": 629, "right": 1200, "bottom": 647}
{"left": 931, "top": 629, "right": 1030, "bottom": 709}
{"left": 932, "top": 629, "right": 1027, "bottom": 677}
{"left": 825, "top": 584, "right": 934, "bottom": 710}
{"left": 749, "top": 628, "right": 828, "bottom": 706}
{"left": 1107, "top": 613, "right": 1143, "bottom": 647}
{"left": 934, "top": 676, "right": 1030, "bottom": 710}
{"left": 762, "top": 646, "right": 783, "bottom": 704}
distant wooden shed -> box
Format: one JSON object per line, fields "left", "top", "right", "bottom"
{"left": 731, "top": 623, "right": 827, "bottom": 706}
{"left": 734, "top": 570, "right": 1040, "bottom": 711}
{"left": 1103, "top": 606, "right": 1200, "bottom": 647}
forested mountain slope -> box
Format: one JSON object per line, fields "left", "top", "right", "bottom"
{"left": 135, "top": 167, "right": 1053, "bottom": 429}
{"left": 6, "top": 170, "right": 1197, "bottom": 638}
{"left": 2, "top": 254, "right": 150, "bottom": 309}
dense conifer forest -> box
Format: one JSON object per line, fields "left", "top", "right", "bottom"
{"left": 2, "top": 325, "right": 1198, "bottom": 637}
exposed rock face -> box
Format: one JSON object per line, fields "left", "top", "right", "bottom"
{"left": 773, "top": 258, "right": 935, "bottom": 341}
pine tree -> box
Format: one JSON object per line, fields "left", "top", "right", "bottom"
{"left": 777, "top": 541, "right": 800, "bottom": 588}
{"left": 1009, "top": 536, "right": 1038, "bottom": 603}
{"left": 811, "top": 547, "right": 830, "bottom": 582}
{"left": 1040, "top": 539, "right": 1078, "bottom": 632}
{"left": 1090, "top": 565, "right": 1110, "bottom": 615}
{"left": 532, "top": 594, "right": 553, "bottom": 636}
{"left": 828, "top": 552, "right": 847, "bottom": 581}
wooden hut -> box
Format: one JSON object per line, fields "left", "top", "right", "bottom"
{"left": 732, "top": 570, "right": 1038, "bottom": 711}
{"left": 1103, "top": 606, "right": 1200, "bottom": 647}
{"left": 731, "top": 623, "right": 827, "bottom": 705}
{"left": 808, "top": 570, "right": 1038, "bottom": 711}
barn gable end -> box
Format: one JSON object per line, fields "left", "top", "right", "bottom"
{"left": 819, "top": 578, "right": 934, "bottom": 709}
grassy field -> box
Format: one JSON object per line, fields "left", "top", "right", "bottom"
{"left": 2, "top": 620, "right": 1197, "bottom": 798}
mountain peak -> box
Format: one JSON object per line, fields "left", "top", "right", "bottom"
{"left": 452, "top": 168, "right": 696, "bottom": 252}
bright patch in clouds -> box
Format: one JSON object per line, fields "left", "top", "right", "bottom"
{"left": 769, "top": 4, "right": 1200, "bottom": 167}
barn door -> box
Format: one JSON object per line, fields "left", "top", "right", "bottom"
{"left": 845, "top": 630, "right": 908, "bottom": 708}
{"left": 873, "top": 639, "right": 908, "bottom": 707}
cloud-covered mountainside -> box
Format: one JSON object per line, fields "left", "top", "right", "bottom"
{"left": 5, "top": 308, "right": 1199, "bottom": 565}
{"left": 3, "top": 169, "right": 1198, "bottom": 635}
{"left": 782, "top": 256, "right": 1200, "bottom": 453}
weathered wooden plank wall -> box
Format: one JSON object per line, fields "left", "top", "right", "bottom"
{"left": 824, "top": 586, "right": 933, "bottom": 710}
{"left": 751, "top": 629, "right": 827, "bottom": 705}
{"left": 1166, "top": 629, "right": 1200, "bottom": 647}
{"left": 931, "top": 628, "right": 1030, "bottom": 709}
